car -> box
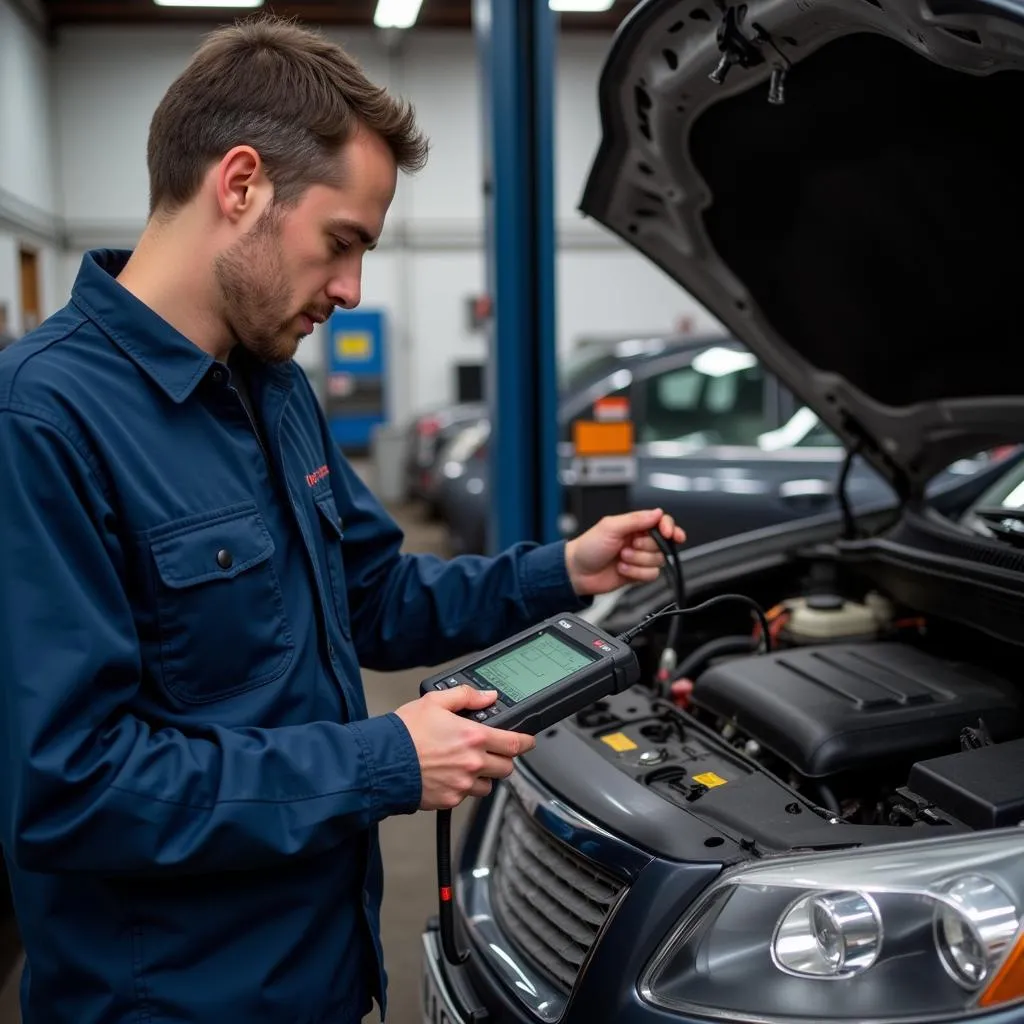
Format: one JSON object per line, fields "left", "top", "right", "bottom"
{"left": 402, "top": 401, "right": 486, "bottom": 514}
{"left": 435, "top": 336, "right": 1006, "bottom": 554}
{"left": 420, "top": 0, "right": 1024, "bottom": 1022}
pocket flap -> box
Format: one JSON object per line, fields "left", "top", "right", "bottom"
{"left": 314, "top": 492, "right": 345, "bottom": 540}
{"left": 151, "top": 505, "right": 276, "bottom": 589}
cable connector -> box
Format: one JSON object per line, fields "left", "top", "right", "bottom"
{"left": 657, "top": 646, "right": 678, "bottom": 678}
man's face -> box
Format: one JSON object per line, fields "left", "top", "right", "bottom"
{"left": 213, "top": 128, "right": 397, "bottom": 364}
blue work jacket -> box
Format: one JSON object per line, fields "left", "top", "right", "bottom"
{"left": 0, "top": 250, "right": 586, "bottom": 1024}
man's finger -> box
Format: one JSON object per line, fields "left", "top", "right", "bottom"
{"left": 479, "top": 753, "right": 518, "bottom": 780}
{"left": 628, "top": 535, "right": 662, "bottom": 553}
{"left": 431, "top": 683, "right": 497, "bottom": 711}
{"left": 482, "top": 727, "right": 536, "bottom": 758}
{"left": 601, "top": 508, "right": 664, "bottom": 538}
{"left": 618, "top": 563, "right": 662, "bottom": 583}
{"left": 621, "top": 548, "right": 665, "bottom": 568}
{"left": 659, "top": 515, "right": 686, "bottom": 543}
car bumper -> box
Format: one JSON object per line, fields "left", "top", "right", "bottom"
{"left": 422, "top": 927, "right": 1024, "bottom": 1024}
{"left": 421, "top": 928, "right": 489, "bottom": 1024}
{"left": 420, "top": 764, "right": 1024, "bottom": 1024}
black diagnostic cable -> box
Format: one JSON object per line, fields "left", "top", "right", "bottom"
{"left": 435, "top": 808, "right": 469, "bottom": 965}
{"left": 648, "top": 528, "right": 686, "bottom": 696}
{"left": 617, "top": 594, "right": 773, "bottom": 653}
{"left": 435, "top": 590, "right": 772, "bottom": 967}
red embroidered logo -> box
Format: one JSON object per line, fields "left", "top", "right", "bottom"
{"left": 306, "top": 465, "right": 330, "bottom": 487}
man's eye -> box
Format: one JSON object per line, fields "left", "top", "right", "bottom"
{"left": 330, "top": 237, "right": 351, "bottom": 256}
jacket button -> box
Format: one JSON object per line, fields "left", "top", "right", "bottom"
{"left": 216, "top": 548, "right": 233, "bottom": 569}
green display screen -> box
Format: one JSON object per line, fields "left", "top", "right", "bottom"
{"left": 474, "top": 631, "right": 597, "bottom": 704}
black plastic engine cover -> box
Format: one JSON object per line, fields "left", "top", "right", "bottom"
{"left": 692, "top": 642, "right": 1020, "bottom": 779}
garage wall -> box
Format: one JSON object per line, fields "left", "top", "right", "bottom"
{"left": 51, "top": 22, "right": 720, "bottom": 416}
{"left": 0, "top": 0, "right": 62, "bottom": 332}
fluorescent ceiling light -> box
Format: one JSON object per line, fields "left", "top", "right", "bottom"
{"left": 373, "top": 0, "right": 424, "bottom": 28}
{"left": 154, "top": 0, "right": 264, "bottom": 7}
{"left": 549, "top": 0, "right": 615, "bottom": 10}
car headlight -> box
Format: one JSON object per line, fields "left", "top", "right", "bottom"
{"left": 640, "top": 830, "right": 1024, "bottom": 1021}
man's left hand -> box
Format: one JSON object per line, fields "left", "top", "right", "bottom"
{"left": 565, "top": 508, "right": 686, "bottom": 597}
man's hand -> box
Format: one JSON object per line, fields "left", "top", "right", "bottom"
{"left": 565, "top": 508, "right": 686, "bottom": 596}
{"left": 394, "top": 685, "right": 536, "bottom": 811}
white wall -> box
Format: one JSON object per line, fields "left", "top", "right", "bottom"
{"left": 0, "top": 0, "right": 61, "bottom": 331}
{"left": 50, "top": 21, "right": 717, "bottom": 415}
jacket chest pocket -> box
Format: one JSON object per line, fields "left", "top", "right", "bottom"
{"left": 149, "top": 504, "right": 295, "bottom": 703}
{"left": 313, "top": 492, "right": 351, "bottom": 639}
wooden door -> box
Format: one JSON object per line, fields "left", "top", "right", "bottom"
{"left": 19, "top": 247, "right": 40, "bottom": 331}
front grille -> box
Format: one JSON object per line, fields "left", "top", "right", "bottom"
{"left": 490, "top": 792, "right": 626, "bottom": 992}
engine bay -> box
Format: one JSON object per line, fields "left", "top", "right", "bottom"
{"left": 567, "top": 566, "right": 1024, "bottom": 852}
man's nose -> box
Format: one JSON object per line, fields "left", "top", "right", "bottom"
{"left": 327, "top": 272, "right": 361, "bottom": 311}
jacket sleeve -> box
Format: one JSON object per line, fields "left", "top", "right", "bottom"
{"left": 322, "top": 430, "right": 591, "bottom": 672}
{"left": 0, "top": 406, "right": 421, "bottom": 876}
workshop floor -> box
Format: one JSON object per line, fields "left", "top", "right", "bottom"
{"left": 0, "top": 459, "right": 467, "bottom": 1024}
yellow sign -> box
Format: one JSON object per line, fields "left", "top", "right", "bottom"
{"left": 601, "top": 732, "right": 638, "bottom": 753}
{"left": 693, "top": 771, "right": 728, "bottom": 788}
{"left": 336, "top": 332, "right": 372, "bottom": 361}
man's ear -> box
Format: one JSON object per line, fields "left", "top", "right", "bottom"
{"left": 215, "top": 146, "right": 272, "bottom": 225}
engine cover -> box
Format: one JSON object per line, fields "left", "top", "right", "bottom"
{"left": 692, "top": 642, "right": 1020, "bottom": 779}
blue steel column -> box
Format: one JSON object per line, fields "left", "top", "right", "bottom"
{"left": 473, "top": 0, "right": 561, "bottom": 554}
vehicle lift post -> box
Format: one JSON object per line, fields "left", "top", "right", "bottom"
{"left": 473, "top": 0, "right": 561, "bottom": 554}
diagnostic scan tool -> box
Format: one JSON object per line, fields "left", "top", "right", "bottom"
{"left": 419, "top": 612, "right": 641, "bottom": 735}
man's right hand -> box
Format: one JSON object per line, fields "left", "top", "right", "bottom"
{"left": 394, "top": 685, "right": 536, "bottom": 811}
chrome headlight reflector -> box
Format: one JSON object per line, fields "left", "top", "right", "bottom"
{"left": 640, "top": 830, "right": 1024, "bottom": 1021}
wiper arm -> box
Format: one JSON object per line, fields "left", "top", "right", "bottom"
{"left": 971, "top": 506, "right": 1024, "bottom": 548}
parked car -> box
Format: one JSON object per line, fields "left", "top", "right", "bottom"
{"left": 435, "top": 337, "right": 1004, "bottom": 554}
{"left": 402, "top": 401, "right": 485, "bottom": 514}
{"left": 421, "top": 0, "right": 1024, "bottom": 1022}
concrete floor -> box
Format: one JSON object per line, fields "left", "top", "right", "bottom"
{"left": 0, "top": 463, "right": 470, "bottom": 1023}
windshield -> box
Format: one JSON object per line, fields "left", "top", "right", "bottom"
{"left": 967, "top": 457, "right": 1024, "bottom": 512}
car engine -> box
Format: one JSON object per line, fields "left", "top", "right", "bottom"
{"left": 565, "top": 586, "right": 1024, "bottom": 846}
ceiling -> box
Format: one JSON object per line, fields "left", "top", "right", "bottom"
{"left": 36, "top": 0, "right": 639, "bottom": 31}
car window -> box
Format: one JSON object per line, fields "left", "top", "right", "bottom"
{"left": 638, "top": 355, "right": 769, "bottom": 446}
{"left": 965, "top": 456, "right": 1024, "bottom": 512}
{"left": 559, "top": 352, "right": 620, "bottom": 392}
{"left": 793, "top": 419, "right": 842, "bottom": 447}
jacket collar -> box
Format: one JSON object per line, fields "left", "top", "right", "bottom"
{"left": 70, "top": 248, "right": 293, "bottom": 403}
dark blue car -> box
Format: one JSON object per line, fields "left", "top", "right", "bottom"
{"left": 437, "top": 336, "right": 1004, "bottom": 555}
{"left": 421, "top": 0, "right": 1024, "bottom": 1019}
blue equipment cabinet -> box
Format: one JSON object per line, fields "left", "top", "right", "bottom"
{"left": 323, "top": 309, "right": 388, "bottom": 453}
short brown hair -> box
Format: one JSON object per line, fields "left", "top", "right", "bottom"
{"left": 146, "top": 15, "right": 428, "bottom": 216}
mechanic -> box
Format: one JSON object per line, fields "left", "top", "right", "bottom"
{"left": 0, "top": 16, "right": 685, "bottom": 1024}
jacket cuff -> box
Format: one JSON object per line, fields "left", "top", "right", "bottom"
{"left": 349, "top": 713, "right": 422, "bottom": 819}
{"left": 518, "top": 540, "right": 591, "bottom": 619}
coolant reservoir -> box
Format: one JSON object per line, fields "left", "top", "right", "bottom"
{"left": 784, "top": 593, "right": 893, "bottom": 643}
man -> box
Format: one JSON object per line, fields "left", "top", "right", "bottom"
{"left": 0, "top": 16, "right": 684, "bottom": 1024}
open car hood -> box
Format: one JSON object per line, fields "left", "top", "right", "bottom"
{"left": 580, "top": 0, "right": 1024, "bottom": 499}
